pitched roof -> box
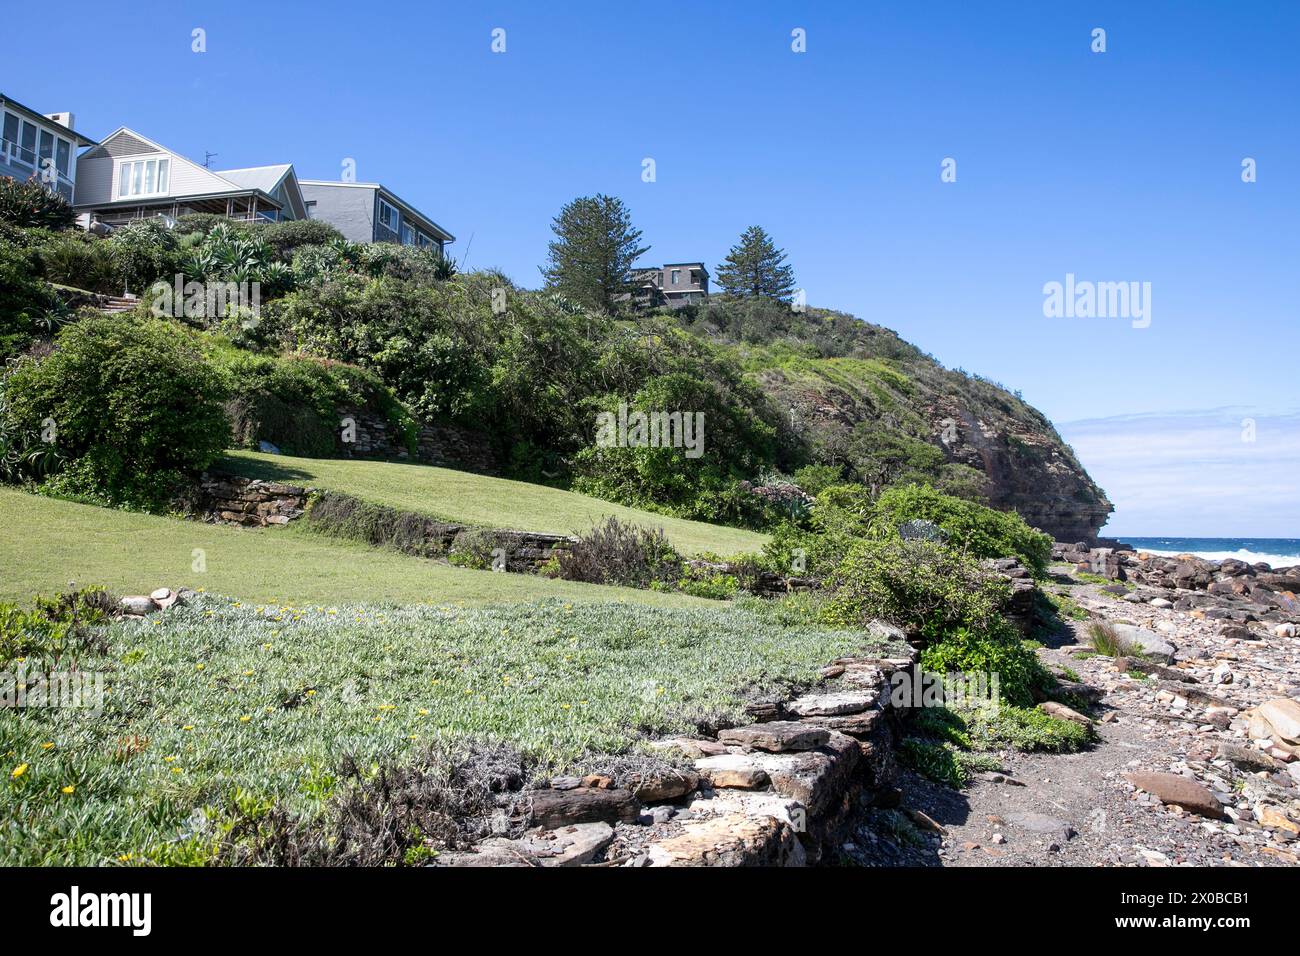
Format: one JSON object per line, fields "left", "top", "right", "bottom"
{"left": 215, "top": 164, "right": 294, "bottom": 194}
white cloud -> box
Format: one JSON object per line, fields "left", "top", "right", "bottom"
{"left": 1059, "top": 407, "right": 1300, "bottom": 538}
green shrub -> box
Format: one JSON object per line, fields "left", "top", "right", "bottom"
{"left": 0, "top": 240, "right": 57, "bottom": 359}
{"left": 553, "top": 517, "right": 681, "bottom": 588}
{"left": 822, "top": 539, "right": 1009, "bottom": 639}
{"left": 33, "top": 232, "right": 118, "bottom": 294}
{"left": 792, "top": 463, "right": 843, "bottom": 497}
{"left": 106, "top": 219, "right": 180, "bottom": 294}
{"left": 919, "top": 621, "right": 1050, "bottom": 707}
{"left": 2, "top": 316, "right": 230, "bottom": 509}
{"left": 869, "top": 484, "right": 1052, "bottom": 576}
{"left": 0, "top": 177, "right": 74, "bottom": 231}
{"left": 0, "top": 587, "right": 114, "bottom": 663}
{"left": 964, "top": 703, "right": 1093, "bottom": 752}
{"left": 256, "top": 219, "right": 343, "bottom": 260}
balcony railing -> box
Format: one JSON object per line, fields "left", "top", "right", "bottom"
{"left": 0, "top": 138, "right": 75, "bottom": 188}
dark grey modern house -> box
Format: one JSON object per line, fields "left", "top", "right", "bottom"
{"left": 1, "top": 92, "right": 97, "bottom": 202}
{"left": 299, "top": 181, "right": 454, "bottom": 254}
{"left": 631, "top": 262, "right": 710, "bottom": 308}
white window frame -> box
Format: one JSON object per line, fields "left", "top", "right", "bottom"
{"left": 378, "top": 197, "right": 399, "bottom": 232}
{"left": 117, "top": 157, "right": 171, "bottom": 199}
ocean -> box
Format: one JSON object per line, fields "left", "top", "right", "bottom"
{"left": 1120, "top": 537, "right": 1300, "bottom": 570}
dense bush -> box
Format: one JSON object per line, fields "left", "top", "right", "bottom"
{"left": 822, "top": 539, "right": 1008, "bottom": 638}
{"left": 869, "top": 483, "right": 1052, "bottom": 576}
{"left": 217, "top": 350, "right": 414, "bottom": 458}
{"left": 32, "top": 232, "right": 118, "bottom": 294}
{"left": 0, "top": 240, "right": 57, "bottom": 359}
{"left": 256, "top": 218, "right": 344, "bottom": 259}
{"left": 2, "top": 316, "right": 230, "bottom": 508}
{"left": 821, "top": 539, "right": 1047, "bottom": 705}
{"left": 552, "top": 517, "right": 681, "bottom": 588}
{"left": 106, "top": 219, "right": 180, "bottom": 295}
{"left": 0, "top": 177, "right": 75, "bottom": 231}
{"left": 0, "top": 587, "right": 115, "bottom": 663}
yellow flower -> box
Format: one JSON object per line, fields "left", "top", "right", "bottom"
{"left": 164, "top": 756, "right": 176, "bottom": 763}
{"left": 118, "top": 853, "right": 133, "bottom": 862}
{"left": 195, "top": 663, "right": 205, "bottom": 671}
{"left": 182, "top": 725, "right": 194, "bottom": 731}
{"left": 11, "top": 763, "right": 28, "bottom": 779}
{"left": 238, "top": 715, "right": 251, "bottom": 723}
{"left": 61, "top": 785, "right": 75, "bottom": 794}
{"left": 41, "top": 742, "right": 54, "bottom": 750}
{"left": 243, "top": 670, "right": 255, "bottom": 677}
{"left": 305, "top": 689, "right": 316, "bottom": 696}
{"left": 417, "top": 708, "right": 430, "bottom": 716}
{"left": 560, "top": 703, "right": 571, "bottom": 710}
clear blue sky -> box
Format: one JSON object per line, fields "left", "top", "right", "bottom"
{"left": 7, "top": 1, "right": 1297, "bottom": 535}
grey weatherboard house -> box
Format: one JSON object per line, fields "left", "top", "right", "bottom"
{"left": 299, "top": 181, "right": 455, "bottom": 254}
{"left": 0, "top": 92, "right": 97, "bottom": 202}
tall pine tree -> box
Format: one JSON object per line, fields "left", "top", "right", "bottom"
{"left": 542, "top": 194, "right": 649, "bottom": 313}
{"left": 714, "top": 226, "right": 796, "bottom": 301}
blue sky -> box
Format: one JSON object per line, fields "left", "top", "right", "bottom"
{"left": 6, "top": 1, "right": 1297, "bottom": 535}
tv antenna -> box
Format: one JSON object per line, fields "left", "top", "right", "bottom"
{"left": 203, "top": 151, "right": 219, "bottom": 169}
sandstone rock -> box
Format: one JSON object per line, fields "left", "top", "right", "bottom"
{"left": 786, "top": 690, "right": 875, "bottom": 718}
{"left": 718, "top": 721, "right": 830, "bottom": 753}
{"left": 1216, "top": 742, "right": 1277, "bottom": 773}
{"left": 628, "top": 768, "right": 699, "bottom": 803}
{"left": 1111, "top": 624, "right": 1175, "bottom": 662}
{"left": 119, "top": 595, "right": 157, "bottom": 615}
{"left": 694, "top": 754, "right": 770, "bottom": 790}
{"left": 1038, "top": 701, "right": 1093, "bottom": 726}
{"left": 906, "top": 808, "right": 946, "bottom": 834}
{"left": 444, "top": 822, "right": 615, "bottom": 867}
{"left": 1006, "top": 811, "right": 1075, "bottom": 840}
{"left": 1257, "top": 806, "right": 1300, "bottom": 836}
{"left": 527, "top": 787, "right": 639, "bottom": 829}
{"left": 648, "top": 737, "right": 726, "bottom": 758}
{"left": 646, "top": 813, "right": 804, "bottom": 867}
{"left": 1149, "top": 598, "right": 1174, "bottom": 609}
{"left": 1256, "top": 699, "right": 1300, "bottom": 744}
{"left": 756, "top": 731, "right": 862, "bottom": 815}
{"left": 1125, "top": 771, "right": 1226, "bottom": 820}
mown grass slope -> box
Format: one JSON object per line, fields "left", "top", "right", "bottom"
{"left": 218, "top": 450, "right": 768, "bottom": 557}
{"left": 0, "top": 597, "right": 900, "bottom": 864}
{"left": 0, "top": 488, "right": 711, "bottom": 608}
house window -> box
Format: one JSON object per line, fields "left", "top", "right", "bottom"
{"left": 55, "top": 139, "right": 70, "bottom": 178}
{"left": 400, "top": 222, "right": 414, "bottom": 245}
{"left": 378, "top": 197, "right": 399, "bottom": 232}
{"left": 1, "top": 113, "right": 18, "bottom": 162}
{"left": 18, "top": 119, "right": 38, "bottom": 166}
{"left": 670, "top": 269, "right": 681, "bottom": 285}
{"left": 117, "top": 158, "right": 170, "bottom": 198}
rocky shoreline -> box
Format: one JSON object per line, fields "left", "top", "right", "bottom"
{"left": 853, "top": 544, "right": 1300, "bottom": 867}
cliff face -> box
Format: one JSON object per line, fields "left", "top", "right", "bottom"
{"left": 671, "top": 300, "right": 1113, "bottom": 542}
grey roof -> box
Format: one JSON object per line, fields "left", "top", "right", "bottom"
{"left": 215, "top": 164, "right": 293, "bottom": 193}
{"left": 0, "top": 92, "right": 98, "bottom": 146}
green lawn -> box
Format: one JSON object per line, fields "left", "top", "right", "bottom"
{"left": 218, "top": 450, "right": 768, "bottom": 557}
{"left": 0, "top": 597, "right": 900, "bottom": 864}
{"left": 0, "top": 488, "right": 711, "bottom": 608}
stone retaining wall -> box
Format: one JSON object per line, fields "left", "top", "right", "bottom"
{"left": 195, "top": 474, "right": 310, "bottom": 527}
{"left": 438, "top": 640, "right": 917, "bottom": 867}
{"left": 338, "top": 406, "right": 498, "bottom": 474}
